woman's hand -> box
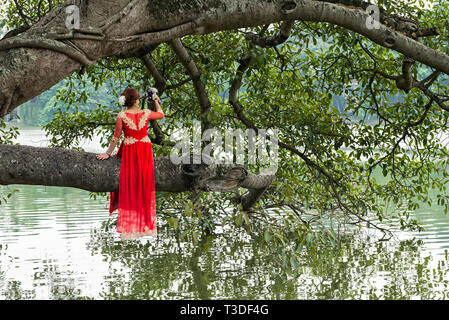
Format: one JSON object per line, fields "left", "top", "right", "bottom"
{"left": 96, "top": 153, "right": 110, "bottom": 160}
{"left": 154, "top": 95, "right": 163, "bottom": 115}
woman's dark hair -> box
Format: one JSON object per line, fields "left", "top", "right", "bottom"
{"left": 120, "top": 88, "right": 140, "bottom": 107}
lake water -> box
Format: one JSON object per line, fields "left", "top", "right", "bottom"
{"left": 1, "top": 125, "right": 449, "bottom": 299}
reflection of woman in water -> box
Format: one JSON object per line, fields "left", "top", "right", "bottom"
{"left": 96, "top": 88, "right": 164, "bottom": 240}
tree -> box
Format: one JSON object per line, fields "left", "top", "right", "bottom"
{"left": 1, "top": 0, "right": 449, "bottom": 269}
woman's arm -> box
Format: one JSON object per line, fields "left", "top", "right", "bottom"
{"left": 96, "top": 114, "right": 123, "bottom": 160}
{"left": 149, "top": 97, "right": 164, "bottom": 120}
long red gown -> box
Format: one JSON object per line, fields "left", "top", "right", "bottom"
{"left": 108, "top": 108, "right": 164, "bottom": 240}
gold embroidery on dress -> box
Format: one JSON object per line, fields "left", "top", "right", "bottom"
{"left": 123, "top": 137, "right": 138, "bottom": 145}
{"left": 111, "top": 136, "right": 121, "bottom": 143}
{"left": 137, "top": 109, "right": 150, "bottom": 130}
{"left": 118, "top": 109, "right": 149, "bottom": 131}
{"left": 118, "top": 111, "right": 137, "bottom": 130}
{"left": 123, "top": 135, "right": 152, "bottom": 145}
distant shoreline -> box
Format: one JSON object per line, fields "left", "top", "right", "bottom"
{"left": 5, "top": 121, "right": 42, "bottom": 131}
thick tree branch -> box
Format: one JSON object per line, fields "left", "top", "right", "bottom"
{"left": 1, "top": 25, "right": 31, "bottom": 40}
{"left": 397, "top": 57, "right": 415, "bottom": 93}
{"left": 168, "top": 37, "right": 212, "bottom": 133}
{"left": 0, "top": 144, "right": 274, "bottom": 195}
{"left": 0, "top": 36, "right": 96, "bottom": 67}
{"left": 319, "top": 0, "right": 438, "bottom": 38}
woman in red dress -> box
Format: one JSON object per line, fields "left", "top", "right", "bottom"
{"left": 96, "top": 88, "right": 164, "bottom": 240}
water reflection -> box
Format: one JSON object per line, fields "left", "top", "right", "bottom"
{"left": 1, "top": 126, "right": 449, "bottom": 299}
{"left": 2, "top": 222, "right": 449, "bottom": 299}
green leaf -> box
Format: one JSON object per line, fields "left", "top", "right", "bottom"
{"left": 290, "top": 256, "right": 298, "bottom": 270}
{"left": 264, "top": 231, "right": 271, "bottom": 243}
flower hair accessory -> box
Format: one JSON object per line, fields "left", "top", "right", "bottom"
{"left": 118, "top": 95, "right": 126, "bottom": 106}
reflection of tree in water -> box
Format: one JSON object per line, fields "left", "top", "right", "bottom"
{"left": 87, "top": 227, "right": 227, "bottom": 299}
{"left": 0, "top": 245, "right": 91, "bottom": 299}
{"left": 1, "top": 227, "right": 449, "bottom": 299}
{"left": 86, "top": 223, "right": 449, "bottom": 300}
{"left": 273, "top": 239, "right": 449, "bottom": 299}
{"left": 32, "top": 258, "right": 91, "bottom": 300}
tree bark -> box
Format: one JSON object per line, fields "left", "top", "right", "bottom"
{"left": 1, "top": 0, "right": 449, "bottom": 116}
{"left": 0, "top": 144, "right": 275, "bottom": 204}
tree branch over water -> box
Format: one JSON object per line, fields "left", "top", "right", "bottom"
{"left": 0, "top": 144, "right": 275, "bottom": 211}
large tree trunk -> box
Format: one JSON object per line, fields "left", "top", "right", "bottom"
{"left": 0, "top": 144, "right": 275, "bottom": 210}
{"left": 1, "top": 0, "right": 449, "bottom": 116}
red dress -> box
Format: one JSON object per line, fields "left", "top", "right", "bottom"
{"left": 108, "top": 108, "right": 164, "bottom": 239}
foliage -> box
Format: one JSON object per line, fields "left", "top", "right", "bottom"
{"left": 2, "top": 0, "right": 449, "bottom": 271}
